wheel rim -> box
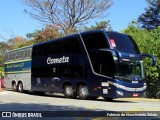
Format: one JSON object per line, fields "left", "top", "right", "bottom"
{"left": 79, "top": 85, "right": 89, "bottom": 99}
{"left": 81, "top": 87, "right": 88, "bottom": 96}
{"left": 19, "top": 84, "right": 22, "bottom": 91}
{"left": 18, "top": 83, "right": 23, "bottom": 92}
{"left": 65, "top": 86, "right": 73, "bottom": 96}
{"left": 64, "top": 85, "right": 74, "bottom": 97}
{"left": 13, "top": 83, "right": 16, "bottom": 90}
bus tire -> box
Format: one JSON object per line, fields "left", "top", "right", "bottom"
{"left": 13, "top": 82, "right": 18, "bottom": 92}
{"left": 78, "top": 84, "right": 90, "bottom": 100}
{"left": 103, "top": 97, "right": 114, "bottom": 101}
{"left": 63, "top": 84, "right": 76, "bottom": 99}
{"left": 18, "top": 82, "right": 24, "bottom": 93}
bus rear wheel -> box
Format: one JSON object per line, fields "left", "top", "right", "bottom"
{"left": 78, "top": 84, "right": 90, "bottom": 100}
{"left": 13, "top": 82, "right": 17, "bottom": 92}
{"left": 18, "top": 82, "right": 24, "bottom": 93}
{"left": 63, "top": 84, "right": 76, "bottom": 99}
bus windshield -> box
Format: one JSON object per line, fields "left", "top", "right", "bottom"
{"left": 115, "top": 62, "right": 144, "bottom": 81}
{"left": 106, "top": 32, "right": 140, "bottom": 54}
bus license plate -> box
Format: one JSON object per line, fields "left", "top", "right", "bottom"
{"left": 133, "top": 93, "right": 138, "bottom": 97}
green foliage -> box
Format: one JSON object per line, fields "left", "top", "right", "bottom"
{"left": 84, "top": 21, "right": 112, "bottom": 31}
{"left": 0, "top": 36, "right": 28, "bottom": 66}
{"left": 0, "top": 41, "right": 12, "bottom": 67}
{"left": 0, "top": 41, "right": 12, "bottom": 56}
{"left": 0, "top": 67, "right": 4, "bottom": 72}
{"left": 123, "top": 22, "right": 160, "bottom": 98}
{"left": 138, "top": 0, "right": 160, "bottom": 30}
{"left": 26, "top": 25, "right": 77, "bottom": 44}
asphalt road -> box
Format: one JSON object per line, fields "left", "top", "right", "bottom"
{"left": 0, "top": 90, "right": 160, "bottom": 120}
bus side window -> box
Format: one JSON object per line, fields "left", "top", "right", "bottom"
{"left": 19, "top": 50, "right": 24, "bottom": 59}
{"left": 27, "top": 48, "right": 32, "bottom": 58}
{"left": 24, "top": 49, "right": 28, "bottom": 58}
{"left": 5, "top": 53, "right": 9, "bottom": 62}
{"left": 16, "top": 51, "right": 20, "bottom": 60}
{"left": 24, "top": 48, "right": 31, "bottom": 58}
{"left": 58, "top": 65, "right": 84, "bottom": 78}
{"left": 9, "top": 53, "right": 13, "bottom": 61}
{"left": 12, "top": 52, "right": 16, "bottom": 61}
{"left": 82, "top": 32, "right": 109, "bottom": 49}
{"left": 62, "top": 37, "right": 82, "bottom": 54}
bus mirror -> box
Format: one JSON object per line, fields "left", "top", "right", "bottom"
{"left": 142, "top": 54, "right": 157, "bottom": 66}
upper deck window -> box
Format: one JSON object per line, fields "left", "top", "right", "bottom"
{"left": 33, "top": 36, "right": 82, "bottom": 57}
{"left": 106, "top": 32, "right": 140, "bottom": 54}
{"left": 81, "top": 32, "right": 109, "bottom": 50}
{"left": 5, "top": 47, "right": 32, "bottom": 62}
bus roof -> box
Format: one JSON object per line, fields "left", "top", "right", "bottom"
{"left": 5, "top": 45, "right": 33, "bottom": 53}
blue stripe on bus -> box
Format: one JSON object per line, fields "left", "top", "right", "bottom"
{"left": 4, "top": 60, "right": 31, "bottom": 72}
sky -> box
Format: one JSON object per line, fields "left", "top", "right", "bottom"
{"left": 0, "top": 0, "right": 148, "bottom": 41}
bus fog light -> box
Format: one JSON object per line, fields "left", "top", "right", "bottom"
{"left": 117, "top": 91, "right": 123, "bottom": 96}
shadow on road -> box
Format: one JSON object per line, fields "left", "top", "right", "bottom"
{"left": 17, "top": 91, "right": 136, "bottom": 103}
{"left": 0, "top": 102, "right": 92, "bottom": 111}
{"left": 0, "top": 103, "right": 159, "bottom": 120}
{"left": 1, "top": 90, "right": 160, "bottom": 120}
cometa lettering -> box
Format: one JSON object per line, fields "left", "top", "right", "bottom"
{"left": 47, "top": 56, "right": 69, "bottom": 64}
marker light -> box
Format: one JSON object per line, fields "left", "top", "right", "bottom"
{"left": 110, "top": 39, "right": 116, "bottom": 47}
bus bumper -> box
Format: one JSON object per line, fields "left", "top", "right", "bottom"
{"left": 92, "top": 80, "right": 146, "bottom": 99}
{"left": 106, "top": 80, "right": 146, "bottom": 98}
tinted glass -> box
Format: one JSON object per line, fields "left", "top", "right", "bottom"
{"left": 106, "top": 32, "right": 140, "bottom": 54}
{"left": 62, "top": 37, "right": 82, "bottom": 53}
{"left": 88, "top": 50, "right": 115, "bottom": 77}
{"left": 5, "top": 54, "right": 9, "bottom": 61}
{"left": 82, "top": 32, "right": 109, "bottom": 49}
{"left": 11, "top": 52, "right": 16, "bottom": 60}
{"left": 16, "top": 51, "right": 21, "bottom": 60}
{"left": 33, "top": 36, "right": 82, "bottom": 57}
{"left": 19, "top": 51, "right": 24, "bottom": 59}
{"left": 115, "top": 62, "right": 144, "bottom": 81}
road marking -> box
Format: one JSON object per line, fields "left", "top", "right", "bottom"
{"left": 121, "top": 98, "right": 160, "bottom": 102}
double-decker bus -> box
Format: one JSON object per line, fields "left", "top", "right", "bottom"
{"left": 4, "top": 30, "right": 156, "bottom": 100}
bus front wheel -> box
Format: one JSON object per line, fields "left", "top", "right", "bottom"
{"left": 18, "top": 82, "right": 24, "bottom": 93}
{"left": 78, "top": 84, "right": 90, "bottom": 99}
{"left": 63, "top": 84, "right": 76, "bottom": 99}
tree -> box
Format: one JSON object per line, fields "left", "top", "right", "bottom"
{"left": 0, "top": 42, "right": 12, "bottom": 57}
{"left": 138, "top": 0, "right": 160, "bottom": 30}
{"left": 84, "top": 21, "right": 112, "bottom": 31}
{"left": 26, "top": 24, "right": 62, "bottom": 44}
{"left": 0, "top": 42, "right": 11, "bottom": 67}
{"left": 24, "top": 0, "right": 112, "bottom": 30}
{"left": 26, "top": 21, "right": 112, "bottom": 44}
{"left": 0, "top": 36, "right": 28, "bottom": 66}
